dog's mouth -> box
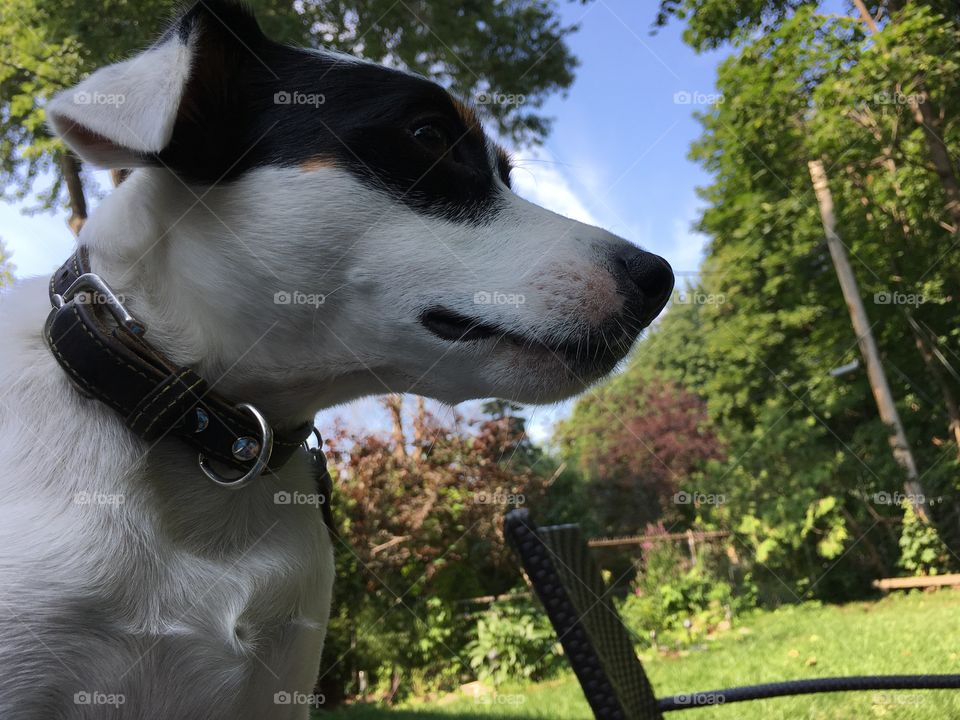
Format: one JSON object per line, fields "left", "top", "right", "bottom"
{"left": 419, "top": 306, "right": 638, "bottom": 374}
{"left": 419, "top": 307, "right": 502, "bottom": 343}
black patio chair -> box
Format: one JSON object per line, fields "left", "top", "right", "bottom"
{"left": 503, "top": 508, "right": 960, "bottom": 719}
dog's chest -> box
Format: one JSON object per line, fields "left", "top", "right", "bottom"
{"left": 77, "top": 462, "right": 335, "bottom": 718}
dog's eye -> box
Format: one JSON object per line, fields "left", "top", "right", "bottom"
{"left": 411, "top": 123, "right": 451, "bottom": 157}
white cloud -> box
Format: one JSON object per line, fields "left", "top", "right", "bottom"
{"left": 510, "top": 147, "right": 603, "bottom": 227}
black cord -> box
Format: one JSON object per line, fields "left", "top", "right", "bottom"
{"left": 658, "top": 675, "right": 960, "bottom": 711}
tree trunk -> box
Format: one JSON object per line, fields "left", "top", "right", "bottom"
{"left": 60, "top": 153, "right": 87, "bottom": 237}
{"left": 384, "top": 395, "right": 406, "bottom": 459}
{"left": 411, "top": 396, "right": 426, "bottom": 461}
{"left": 808, "top": 159, "right": 930, "bottom": 522}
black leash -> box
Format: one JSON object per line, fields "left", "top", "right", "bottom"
{"left": 658, "top": 675, "right": 960, "bottom": 711}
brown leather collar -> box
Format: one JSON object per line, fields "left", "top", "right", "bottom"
{"left": 44, "top": 247, "right": 313, "bottom": 486}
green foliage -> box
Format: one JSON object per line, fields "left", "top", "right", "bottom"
{"left": 556, "top": 368, "right": 723, "bottom": 535}
{"left": 0, "top": 239, "right": 13, "bottom": 285}
{"left": 327, "top": 591, "right": 960, "bottom": 719}
{"left": 465, "top": 600, "right": 564, "bottom": 686}
{"left": 617, "top": 538, "right": 752, "bottom": 649}
{"left": 899, "top": 501, "right": 953, "bottom": 576}
{"left": 563, "top": 0, "right": 960, "bottom": 604}
{"left": 1, "top": 0, "right": 584, "bottom": 212}
{"left": 318, "top": 401, "right": 569, "bottom": 703}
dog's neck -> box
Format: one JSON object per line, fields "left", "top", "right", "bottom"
{"left": 75, "top": 167, "right": 377, "bottom": 427}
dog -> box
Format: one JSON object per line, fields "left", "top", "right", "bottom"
{"left": 0, "top": 2, "right": 673, "bottom": 718}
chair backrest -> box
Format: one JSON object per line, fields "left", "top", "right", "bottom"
{"left": 504, "top": 509, "right": 663, "bottom": 720}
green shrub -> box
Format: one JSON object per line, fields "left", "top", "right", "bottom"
{"left": 465, "top": 599, "right": 564, "bottom": 686}
{"left": 899, "top": 501, "right": 953, "bottom": 576}
{"left": 617, "top": 538, "right": 753, "bottom": 649}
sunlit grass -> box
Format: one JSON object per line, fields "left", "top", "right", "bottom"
{"left": 321, "top": 589, "right": 960, "bottom": 719}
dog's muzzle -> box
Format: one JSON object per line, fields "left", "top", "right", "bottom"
{"left": 43, "top": 248, "right": 331, "bottom": 506}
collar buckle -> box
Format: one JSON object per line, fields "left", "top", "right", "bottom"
{"left": 51, "top": 272, "right": 147, "bottom": 337}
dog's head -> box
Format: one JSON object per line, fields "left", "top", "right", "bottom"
{"left": 46, "top": 1, "right": 673, "bottom": 417}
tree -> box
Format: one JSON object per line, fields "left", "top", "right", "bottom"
{"left": 318, "top": 401, "right": 554, "bottom": 703}
{"left": 1, "top": 0, "right": 586, "bottom": 230}
{"left": 557, "top": 367, "right": 723, "bottom": 536}
{"left": 563, "top": 2, "right": 960, "bottom": 599}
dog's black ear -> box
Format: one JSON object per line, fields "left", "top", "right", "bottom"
{"left": 46, "top": 1, "right": 267, "bottom": 170}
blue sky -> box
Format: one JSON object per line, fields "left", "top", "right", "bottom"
{"left": 0, "top": 0, "right": 725, "bottom": 441}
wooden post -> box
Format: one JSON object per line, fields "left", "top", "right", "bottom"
{"left": 808, "top": 160, "right": 930, "bottom": 521}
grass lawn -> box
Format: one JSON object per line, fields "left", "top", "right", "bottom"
{"left": 319, "top": 589, "right": 960, "bottom": 719}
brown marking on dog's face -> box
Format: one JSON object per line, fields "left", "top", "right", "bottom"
{"left": 495, "top": 146, "right": 513, "bottom": 187}
{"left": 452, "top": 99, "right": 481, "bottom": 131}
{"left": 301, "top": 156, "right": 337, "bottom": 172}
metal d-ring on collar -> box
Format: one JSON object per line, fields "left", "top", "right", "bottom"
{"left": 199, "top": 402, "right": 275, "bottom": 489}
{"left": 49, "top": 264, "right": 280, "bottom": 491}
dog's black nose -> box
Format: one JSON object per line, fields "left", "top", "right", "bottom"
{"left": 615, "top": 248, "right": 674, "bottom": 325}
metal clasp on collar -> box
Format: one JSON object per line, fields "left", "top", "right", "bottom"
{"left": 52, "top": 272, "right": 147, "bottom": 336}
{"left": 198, "top": 403, "right": 275, "bottom": 490}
